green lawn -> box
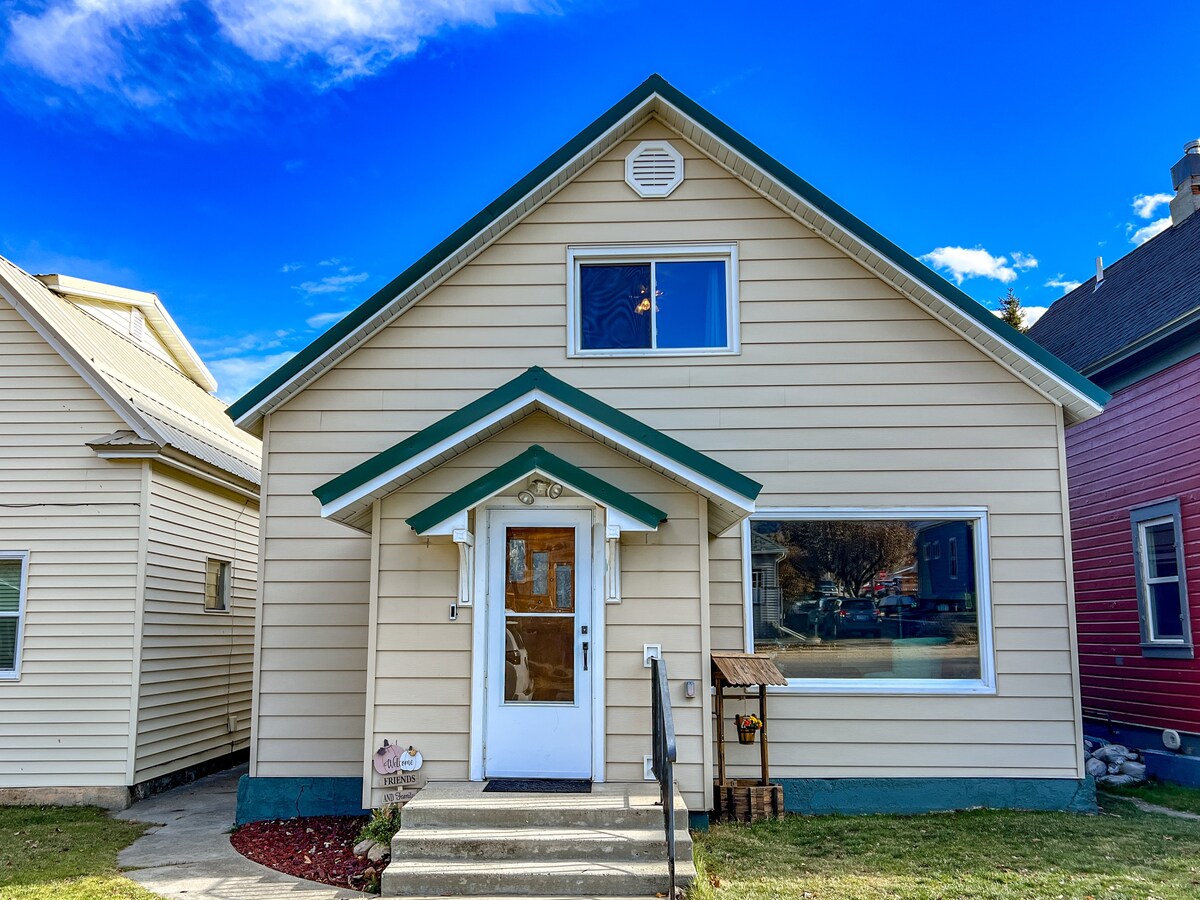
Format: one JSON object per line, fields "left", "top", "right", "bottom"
{"left": 1100, "top": 781, "right": 1200, "bottom": 817}
{"left": 0, "top": 805, "right": 158, "bottom": 900}
{"left": 693, "top": 795, "right": 1200, "bottom": 899}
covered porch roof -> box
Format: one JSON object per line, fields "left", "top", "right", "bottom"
{"left": 313, "top": 366, "right": 761, "bottom": 534}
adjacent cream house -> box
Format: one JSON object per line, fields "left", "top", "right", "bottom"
{"left": 0, "top": 257, "right": 261, "bottom": 809}
{"left": 229, "top": 76, "right": 1107, "bottom": 825}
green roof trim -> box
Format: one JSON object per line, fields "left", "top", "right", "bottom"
{"left": 313, "top": 365, "right": 762, "bottom": 509}
{"left": 406, "top": 444, "right": 667, "bottom": 534}
{"left": 229, "top": 73, "right": 1107, "bottom": 424}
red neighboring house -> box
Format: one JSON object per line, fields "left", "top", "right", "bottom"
{"left": 1028, "top": 140, "right": 1200, "bottom": 786}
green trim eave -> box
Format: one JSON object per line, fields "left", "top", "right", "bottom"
{"left": 406, "top": 444, "right": 667, "bottom": 534}
{"left": 227, "top": 73, "right": 1108, "bottom": 425}
{"left": 313, "top": 366, "right": 762, "bottom": 509}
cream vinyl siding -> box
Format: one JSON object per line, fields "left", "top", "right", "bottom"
{"left": 0, "top": 299, "right": 141, "bottom": 789}
{"left": 255, "top": 118, "right": 1082, "bottom": 785}
{"left": 133, "top": 467, "right": 256, "bottom": 783}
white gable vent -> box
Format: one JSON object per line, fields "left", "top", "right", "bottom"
{"left": 625, "top": 140, "right": 684, "bottom": 198}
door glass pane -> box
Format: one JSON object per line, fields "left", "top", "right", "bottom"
{"left": 655, "top": 260, "right": 727, "bottom": 349}
{"left": 505, "top": 528, "right": 574, "bottom": 613}
{"left": 505, "top": 617, "right": 574, "bottom": 702}
{"left": 1145, "top": 522, "right": 1179, "bottom": 578}
{"left": 1150, "top": 582, "right": 1185, "bottom": 639}
{"left": 579, "top": 264, "right": 652, "bottom": 350}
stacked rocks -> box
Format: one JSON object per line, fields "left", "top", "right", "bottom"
{"left": 1084, "top": 739, "right": 1147, "bottom": 787}
{"left": 353, "top": 837, "right": 391, "bottom": 865}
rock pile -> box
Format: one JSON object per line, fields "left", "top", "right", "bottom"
{"left": 1084, "top": 739, "right": 1147, "bottom": 787}
{"left": 353, "top": 837, "right": 391, "bottom": 865}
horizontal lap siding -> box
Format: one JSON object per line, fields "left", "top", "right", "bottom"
{"left": 134, "top": 468, "right": 257, "bottom": 783}
{"left": 257, "top": 118, "right": 1081, "bottom": 787}
{"left": 0, "top": 301, "right": 139, "bottom": 788}
{"left": 1065, "top": 356, "right": 1200, "bottom": 733}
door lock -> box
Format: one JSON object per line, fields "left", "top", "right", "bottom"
{"left": 582, "top": 641, "right": 589, "bottom": 671}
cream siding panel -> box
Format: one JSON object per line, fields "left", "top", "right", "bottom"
{"left": 257, "top": 118, "right": 1083, "bottom": 789}
{"left": 133, "top": 466, "right": 257, "bottom": 783}
{"left": 0, "top": 300, "right": 141, "bottom": 789}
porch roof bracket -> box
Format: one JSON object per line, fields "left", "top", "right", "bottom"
{"left": 407, "top": 444, "right": 668, "bottom": 536}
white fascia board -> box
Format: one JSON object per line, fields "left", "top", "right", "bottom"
{"left": 319, "top": 388, "right": 753, "bottom": 522}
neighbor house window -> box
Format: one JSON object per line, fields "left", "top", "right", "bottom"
{"left": 205, "top": 559, "right": 231, "bottom": 612}
{"left": 1131, "top": 499, "right": 1193, "bottom": 658}
{"left": 567, "top": 244, "right": 738, "bottom": 356}
{"left": 744, "top": 510, "right": 994, "bottom": 693}
{"left": 0, "top": 553, "right": 29, "bottom": 679}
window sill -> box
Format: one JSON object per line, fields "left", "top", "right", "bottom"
{"left": 568, "top": 347, "right": 739, "bottom": 359}
{"left": 0, "top": 672, "right": 20, "bottom": 681}
{"left": 1140, "top": 643, "right": 1195, "bottom": 659}
{"left": 768, "top": 679, "right": 996, "bottom": 696}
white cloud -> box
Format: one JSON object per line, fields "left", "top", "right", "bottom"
{"left": 1129, "top": 217, "right": 1170, "bottom": 246}
{"left": 1045, "top": 275, "right": 1082, "bottom": 294}
{"left": 209, "top": 350, "right": 296, "bottom": 402}
{"left": 1132, "top": 193, "right": 1173, "bottom": 220}
{"left": 295, "top": 270, "right": 369, "bottom": 296}
{"left": 280, "top": 262, "right": 302, "bottom": 273}
{"left": 989, "top": 305, "right": 1049, "bottom": 328}
{"left": 306, "top": 309, "right": 351, "bottom": 329}
{"left": 921, "top": 246, "right": 1037, "bottom": 284}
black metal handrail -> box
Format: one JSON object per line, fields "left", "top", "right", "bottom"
{"left": 650, "top": 655, "right": 677, "bottom": 897}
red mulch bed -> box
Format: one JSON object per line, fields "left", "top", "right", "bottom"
{"left": 231, "top": 815, "right": 376, "bottom": 892}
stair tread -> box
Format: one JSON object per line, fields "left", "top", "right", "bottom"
{"left": 387, "top": 859, "right": 696, "bottom": 875}
{"left": 395, "top": 826, "right": 690, "bottom": 841}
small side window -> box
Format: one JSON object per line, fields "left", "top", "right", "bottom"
{"left": 1131, "top": 499, "right": 1193, "bottom": 658}
{"left": 0, "top": 553, "right": 28, "bottom": 679}
{"left": 205, "top": 558, "right": 231, "bottom": 612}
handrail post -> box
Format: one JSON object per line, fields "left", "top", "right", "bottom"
{"left": 650, "top": 656, "right": 677, "bottom": 897}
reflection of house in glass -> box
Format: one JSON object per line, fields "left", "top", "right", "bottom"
{"left": 915, "top": 521, "right": 977, "bottom": 611}
{"left": 750, "top": 531, "right": 788, "bottom": 635}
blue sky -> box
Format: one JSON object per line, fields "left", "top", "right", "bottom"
{"left": 0, "top": 0, "right": 1194, "bottom": 401}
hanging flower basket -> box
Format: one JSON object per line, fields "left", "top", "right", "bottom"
{"left": 735, "top": 714, "right": 762, "bottom": 744}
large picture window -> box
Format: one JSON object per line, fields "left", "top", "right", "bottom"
{"left": 744, "top": 510, "right": 994, "bottom": 693}
{"left": 1131, "top": 499, "right": 1193, "bottom": 658}
{"left": 0, "top": 552, "right": 29, "bottom": 679}
{"left": 567, "top": 244, "right": 738, "bottom": 356}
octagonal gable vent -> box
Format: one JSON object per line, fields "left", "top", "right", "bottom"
{"left": 625, "top": 140, "right": 684, "bottom": 198}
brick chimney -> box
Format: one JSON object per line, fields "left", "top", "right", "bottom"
{"left": 1170, "top": 139, "right": 1200, "bottom": 225}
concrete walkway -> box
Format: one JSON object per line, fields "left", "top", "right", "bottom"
{"left": 115, "top": 765, "right": 365, "bottom": 899}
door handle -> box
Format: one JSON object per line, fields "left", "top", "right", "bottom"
{"left": 582, "top": 641, "right": 589, "bottom": 671}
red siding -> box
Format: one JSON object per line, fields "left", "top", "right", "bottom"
{"left": 1066, "top": 354, "right": 1200, "bottom": 733}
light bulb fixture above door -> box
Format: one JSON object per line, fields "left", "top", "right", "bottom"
{"left": 517, "top": 476, "right": 564, "bottom": 505}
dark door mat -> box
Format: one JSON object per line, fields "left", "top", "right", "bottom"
{"left": 484, "top": 778, "right": 592, "bottom": 793}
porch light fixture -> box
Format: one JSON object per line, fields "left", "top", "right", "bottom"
{"left": 517, "top": 477, "right": 564, "bottom": 505}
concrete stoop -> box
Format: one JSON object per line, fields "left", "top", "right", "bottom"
{"left": 384, "top": 782, "right": 694, "bottom": 898}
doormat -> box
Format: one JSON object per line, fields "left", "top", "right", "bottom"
{"left": 483, "top": 778, "right": 592, "bottom": 793}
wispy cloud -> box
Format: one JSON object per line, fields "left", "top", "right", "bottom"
{"left": 1124, "top": 193, "right": 1173, "bottom": 246}
{"left": 1129, "top": 217, "right": 1170, "bottom": 246}
{"left": 3, "top": 0, "right": 541, "bottom": 129}
{"left": 305, "top": 309, "right": 351, "bottom": 329}
{"left": 280, "top": 262, "right": 302, "bottom": 273}
{"left": 1045, "top": 275, "right": 1082, "bottom": 294}
{"left": 295, "top": 270, "right": 369, "bottom": 296}
{"left": 1132, "top": 193, "right": 1173, "bottom": 220}
{"left": 209, "top": 350, "right": 296, "bottom": 402}
{"left": 920, "top": 246, "right": 1037, "bottom": 285}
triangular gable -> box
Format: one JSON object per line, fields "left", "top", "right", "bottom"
{"left": 228, "top": 74, "right": 1108, "bottom": 432}
{"left": 406, "top": 445, "right": 667, "bottom": 536}
{"left": 314, "top": 366, "right": 761, "bottom": 535}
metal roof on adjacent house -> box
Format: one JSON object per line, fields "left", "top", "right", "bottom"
{"left": 0, "top": 255, "right": 261, "bottom": 485}
{"left": 1027, "top": 210, "right": 1200, "bottom": 375}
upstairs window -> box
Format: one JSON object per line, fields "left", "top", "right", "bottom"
{"left": 205, "top": 558, "right": 231, "bottom": 612}
{"left": 1131, "top": 500, "right": 1193, "bottom": 658}
{"left": 0, "top": 553, "right": 28, "bottom": 679}
{"left": 567, "top": 245, "right": 738, "bottom": 356}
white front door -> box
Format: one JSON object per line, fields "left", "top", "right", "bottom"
{"left": 484, "top": 507, "right": 593, "bottom": 778}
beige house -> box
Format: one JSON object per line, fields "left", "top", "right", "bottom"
{"left": 229, "top": 76, "right": 1107, "bottom": 825}
{"left": 0, "top": 257, "right": 260, "bottom": 809}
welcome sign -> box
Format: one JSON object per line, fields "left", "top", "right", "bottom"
{"left": 372, "top": 740, "right": 426, "bottom": 805}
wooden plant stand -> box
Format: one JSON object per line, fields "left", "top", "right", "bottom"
{"left": 711, "top": 652, "right": 789, "bottom": 823}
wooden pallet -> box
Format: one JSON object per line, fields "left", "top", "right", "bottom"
{"left": 713, "top": 780, "right": 784, "bottom": 823}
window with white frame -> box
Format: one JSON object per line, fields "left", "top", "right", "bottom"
{"left": 0, "top": 552, "right": 28, "bottom": 679}
{"left": 745, "top": 510, "right": 994, "bottom": 692}
{"left": 205, "top": 558, "right": 231, "bottom": 612}
{"left": 567, "top": 244, "right": 738, "bottom": 356}
{"left": 1131, "top": 499, "right": 1193, "bottom": 658}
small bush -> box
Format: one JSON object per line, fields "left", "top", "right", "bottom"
{"left": 356, "top": 805, "right": 402, "bottom": 847}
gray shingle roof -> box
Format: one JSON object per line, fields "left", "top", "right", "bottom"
{"left": 1027, "top": 211, "right": 1200, "bottom": 373}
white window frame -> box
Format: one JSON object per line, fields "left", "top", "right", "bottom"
{"left": 1131, "top": 499, "right": 1193, "bottom": 658}
{"left": 742, "top": 508, "right": 995, "bottom": 695}
{"left": 0, "top": 551, "right": 29, "bottom": 680}
{"left": 204, "top": 558, "right": 232, "bottom": 613}
{"left": 566, "top": 243, "right": 739, "bottom": 358}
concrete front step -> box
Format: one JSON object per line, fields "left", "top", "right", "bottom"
{"left": 381, "top": 858, "right": 697, "bottom": 897}
{"left": 393, "top": 825, "right": 692, "bottom": 861}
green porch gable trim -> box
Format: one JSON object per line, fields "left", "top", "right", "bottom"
{"left": 407, "top": 444, "right": 667, "bottom": 535}
{"left": 313, "top": 366, "right": 762, "bottom": 510}
{"left": 228, "top": 74, "right": 1107, "bottom": 428}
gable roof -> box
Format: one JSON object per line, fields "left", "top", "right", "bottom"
{"left": 227, "top": 74, "right": 1107, "bottom": 431}
{"left": 314, "top": 366, "right": 760, "bottom": 534}
{"left": 0, "top": 255, "right": 261, "bottom": 486}
{"left": 1027, "top": 211, "right": 1200, "bottom": 382}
